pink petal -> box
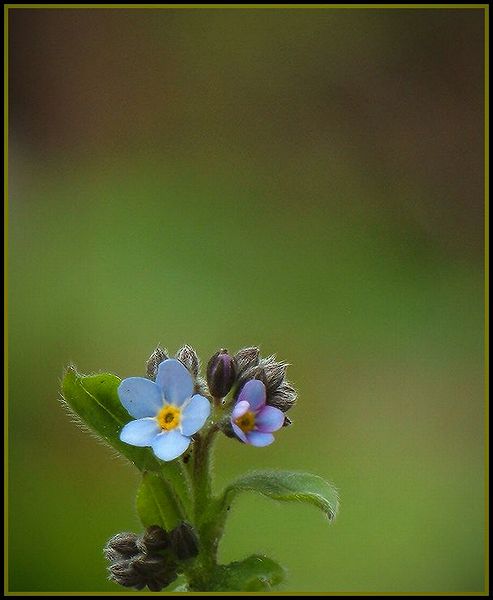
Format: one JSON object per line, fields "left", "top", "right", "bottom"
{"left": 232, "top": 400, "right": 250, "bottom": 420}
{"left": 255, "top": 405, "right": 285, "bottom": 433}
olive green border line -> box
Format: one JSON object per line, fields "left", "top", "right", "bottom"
{"left": 4, "top": 2, "right": 10, "bottom": 598}
{"left": 484, "top": 4, "right": 490, "bottom": 597}
{"left": 2, "top": 4, "right": 491, "bottom": 9}
{"left": 3, "top": 3, "right": 489, "bottom": 597}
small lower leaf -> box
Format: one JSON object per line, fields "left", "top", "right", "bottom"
{"left": 222, "top": 470, "right": 339, "bottom": 521}
{"left": 208, "top": 555, "right": 285, "bottom": 591}
{"left": 136, "top": 471, "right": 182, "bottom": 532}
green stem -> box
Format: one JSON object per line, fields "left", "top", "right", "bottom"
{"left": 191, "top": 398, "right": 229, "bottom": 526}
{"left": 165, "top": 400, "right": 231, "bottom": 590}
{"left": 185, "top": 407, "right": 229, "bottom": 589}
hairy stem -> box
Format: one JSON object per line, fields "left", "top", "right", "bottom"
{"left": 179, "top": 400, "right": 232, "bottom": 589}
{"left": 185, "top": 418, "right": 226, "bottom": 588}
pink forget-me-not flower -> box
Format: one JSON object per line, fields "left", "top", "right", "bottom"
{"left": 231, "top": 379, "right": 285, "bottom": 446}
{"left": 118, "top": 359, "right": 211, "bottom": 461}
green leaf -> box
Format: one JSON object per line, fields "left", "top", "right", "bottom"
{"left": 136, "top": 471, "right": 182, "bottom": 531}
{"left": 222, "top": 470, "right": 339, "bottom": 522}
{"left": 208, "top": 555, "right": 285, "bottom": 591}
{"left": 61, "top": 366, "right": 158, "bottom": 471}
{"left": 60, "top": 366, "right": 191, "bottom": 515}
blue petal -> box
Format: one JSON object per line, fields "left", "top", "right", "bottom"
{"left": 231, "top": 422, "right": 248, "bottom": 443}
{"left": 246, "top": 431, "right": 275, "bottom": 447}
{"left": 151, "top": 429, "right": 191, "bottom": 461}
{"left": 238, "top": 379, "right": 266, "bottom": 412}
{"left": 120, "top": 418, "right": 160, "bottom": 447}
{"left": 180, "top": 394, "right": 211, "bottom": 436}
{"left": 156, "top": 359, "right": 193, "bottom": 406}
{"left": 118, "top": 377, "right": 163, "bottom": 418}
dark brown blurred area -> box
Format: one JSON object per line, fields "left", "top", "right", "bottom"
{"left": 9, "top": 9, "right": 484, "bottom": 256}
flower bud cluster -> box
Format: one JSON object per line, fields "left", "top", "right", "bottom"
{"left": 147, "top": 344, "right": 208, "bottom": 395}
{"left": 104, "top": 522, "right": 198, "bottom": 591}
{"left": 234, "top": 347, "right": 297, "bottom": 414}
{"left": 147, "top": 345, "right": 296, "bottom": 413}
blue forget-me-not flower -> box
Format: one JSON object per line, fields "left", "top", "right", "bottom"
{"left": 118, "top": 358, "right": 211, "bottom": 461}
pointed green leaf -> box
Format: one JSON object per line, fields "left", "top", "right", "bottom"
{"left": 222, "top": 470, "right": 339, "bottom": 522}
{"left": 136, "top": 471, "right": 182, "bottom": 531}
{"left": 61, "top": 366, "right": 158, "bottom": 471}
{"left": 60, "top": 366, "right": 191, "bottom": 515}
{"left": 208, "top": 555, "right": 285, "bottom": 591}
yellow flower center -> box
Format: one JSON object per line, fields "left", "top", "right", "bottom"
{"left": 235, "top": 411, "right": 256, "bottom": 433}
{"left": 157, "top": 404, "right": 181, "bottom": 431}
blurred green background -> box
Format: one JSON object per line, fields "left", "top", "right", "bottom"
{"left": 8, "top": 7, "right": 485, "bottom": 593}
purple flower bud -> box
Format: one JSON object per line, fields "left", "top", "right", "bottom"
{"left": 206, "top": 349, "right": 237, "bottom": 399}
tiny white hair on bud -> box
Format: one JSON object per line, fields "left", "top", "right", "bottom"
{"left": 175, "top": 344, "right": 200, "bottom": 377}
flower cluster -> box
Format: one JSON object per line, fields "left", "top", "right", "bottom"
{"left": 62, "top": 342, "right": 339, "bottom": 593}
{"left": 118, "top": 345, "right": 297, "bottom": 461}
{"left": 104, "top": 523, "right": 198, "bottom": 591}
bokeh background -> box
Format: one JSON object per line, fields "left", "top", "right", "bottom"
{"left": 8, "top": 7, "right": 486, "bottom": 593}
